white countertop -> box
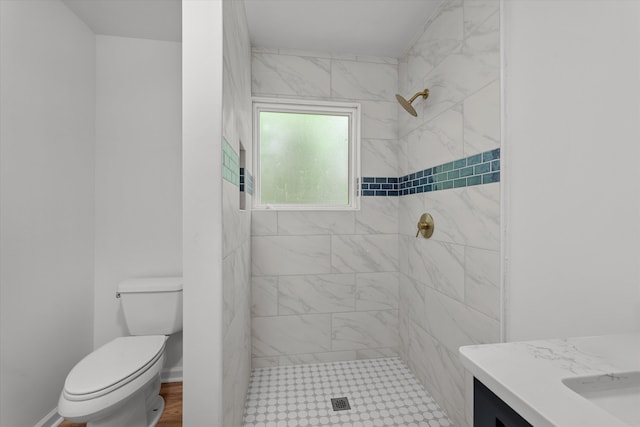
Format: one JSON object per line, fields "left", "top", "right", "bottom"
{"left": 459, "top": 334, "right": 640, "bottom": 427}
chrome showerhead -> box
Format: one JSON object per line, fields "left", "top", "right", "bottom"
{"left": 395, "top": 89, "right": 429, "bottom": 117}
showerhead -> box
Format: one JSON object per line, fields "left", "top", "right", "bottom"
{"left": 396, "top": 89, "right": 429, "bottom": 117}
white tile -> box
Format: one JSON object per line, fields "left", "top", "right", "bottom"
{"left": 423, "top": 183, "right": 500, "bottom": 250}
{"left": 465, "top": 247, "right": 501, "bottom": 320}
{"left": 399, "top": 309, "right": 411, "bottom": 361}
{"left": 252, "top": 314, "right": 331, "bottom": 357}
{"left": 251, "top": 276, "right": 278, "bottom": 317}
{"left": 360, "top": 100, "right": 397, "bottom": 140}
{"left": 464, "top": 0, "right": 500, "bottom": 36}
{"left": 419, "top": 45, "right": 499, "bottom": 124}
{"left": 243, "top": 358, "right": 453, "bottom": 427}
{"left": 331, "top": 310, "right": 398, "bottom": 351}
{"left": 251, "top": 357, "right": 279, "bottom": 368}
{"left": 329, "top": 52, "right": 358, "bottom": 61}
{"left": 463, "top": 10, "right": 499, "bottom": 72}
{"left": 355, "top": 347, "right": 398, "bottom": 360}
{"left": 277, "top": 211, "right": 355, "bottom": 235}
{"left": 355, "top": 55, "right": 398, "bottom": 65}
{"left": 407, "top": 0, "right": 463, "bottom": 89}
{"left": 397, "top": 192, "right": 426, "bottom": 238}
{"left": 407, "top": 322, "right": 465, "bottom": 427}
{"left": 277, "top": 48, "right": 332, "bottom": 59}
{"left": 398, "top": 59, "right": 408, "bottom": 96}
{"left": 397, "top": 135, "right": 410, "bottom": 176}
{"left": 251, "top": 46, "right": 278, "bottom": 54}
{"left": 449, "top": 403, "right": 469, "bottom": 427}
{"left": 251, "top": 53, "right": 331, "bottom": 97}
{"left": 251, "top": 210, "right": 277, "bottom": 236}
{"left": 278, "top": 351, "right": 356, "bottom": 366}
{"left": 223, "top": 299, "right": 251, "bottom": 427}
{"left": 423, "top": 286, "right": 500, "bottom": 355}
{"left": 464, "top": 79, "right": 500, "bottom": 155}
{"left": 406, "top": 238, "right": 465, "bottom": 302}
{"left": 398, "top": 234, "right": 411, "bottom": 278}
{"left": 356, "top": 272, "right": 399, "bottom": 311}
{"left": 222, "top": 251, "right": 237, "bottom": 334}
{"left": 355, "top": 196, "right": 398, "bottom": 235}
{"left": 238, "top": 240, "right": 251, "bottom": 295}
{"left": 238, "top": 209, "right": 251, "bottom": 245}
{"left": 399, "top": 273, "right": 426, "bottom": 329}
{"left": 407, "top": 106, "right": 463, "bottom": 173}
{"left": 465, "top": 370, "right": 475, "bottom": 427}
{"left": 221, "top": 3, "right": 252, "bottom": 424}
{"left": 331, "top": 59, "right": 398, "bottom": 101}
{"left": 331, "top": 234, "right": 398, "bottom": 273}
{"left": 397, "top": 95, "right": 420, "bottom": 140}
{"left": 222, "top": 180, "right": 241, "bottom": 256}
{"left": 278, "top": 274, "right": 356, "bottom": 315}
{"left": 361, "top": 138, "right": 399, "bottom": 177}
{"left": 252, "top": 235, "right": 331, "bottom": 275}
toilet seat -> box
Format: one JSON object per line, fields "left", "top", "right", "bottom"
{"left": 63, "top": 336, "right": 166, "bottom": 402}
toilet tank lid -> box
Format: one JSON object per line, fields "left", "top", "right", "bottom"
{"left": 118, "top": 277, "right": 183, "bottom": 293}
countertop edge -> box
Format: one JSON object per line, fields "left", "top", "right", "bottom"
{"left": 459, "top": 346, "right": 553, "bottom": 427}
{"left": 458, "top": 335, "right": 640, "bottom": 427}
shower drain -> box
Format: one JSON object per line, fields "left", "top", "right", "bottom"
{"left": 331, "top": 397, "right": 351, "bottom": 411}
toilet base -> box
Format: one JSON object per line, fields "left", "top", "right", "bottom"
{"left": 147, "top": 395, "right": 165, "bottom": 427}
{"left": 84, "top": 378, "right": 164, "bottom": 427}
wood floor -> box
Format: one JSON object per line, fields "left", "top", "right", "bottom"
{"left": 59, "top": 382, "right": 182, "bottom": 427}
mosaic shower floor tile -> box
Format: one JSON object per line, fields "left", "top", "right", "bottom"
{"left": 242, "top": 357, "right": 453, "bottom": 427}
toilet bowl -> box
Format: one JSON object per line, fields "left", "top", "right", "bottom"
{"left": 58, "top": 277, "right": 182, "bottom": 427}
{"left": 59, "top": 336, "right": 167, "bottom": 426}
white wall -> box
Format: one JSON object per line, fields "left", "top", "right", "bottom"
{"left": 503, "top": 0, "right": 640, "bottom": 341}
{"left": 182, "top": 0, "right": 225, "bottom": 424}
{"left": 0, "top": 1, "right": 95, "bottom": 425}
{"left": 93, "top": 35, "right": 183, "bottom": 377}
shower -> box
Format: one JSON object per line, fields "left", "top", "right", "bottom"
{"left": 396, "top": 88, "right": 429, "bottom": 116}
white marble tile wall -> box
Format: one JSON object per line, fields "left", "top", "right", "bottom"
{"left": 251, "top": 50, "right": 401, "bottom": 369}
{"left": 251, "top": 209, "right": 400, "bottom": 368}
{"left": 222, "top": 1, "right": 253, "bottom": 426}
{"left": 397, "top": 2, "right": 501, "bottom": 427}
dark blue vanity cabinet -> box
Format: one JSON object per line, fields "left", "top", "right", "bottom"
{"left": 474, "top": 379, "right": 533, "bottom": 427}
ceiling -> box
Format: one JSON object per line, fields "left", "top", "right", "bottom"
{"left": 244, "top": 0, "right": 442, "bottom": 58}
{"left": 63, "top": 0, "right": 181, "bottom": 42}
{"left": 63, "top": 0, "right": 441, "bottom": 58}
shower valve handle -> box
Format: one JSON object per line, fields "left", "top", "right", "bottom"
{"left": 416, "top": 213, "right": 435, "bottom": 238}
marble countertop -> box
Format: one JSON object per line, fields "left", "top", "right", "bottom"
{"left": 459, "top": 334, "right": 640, "bottom": 427}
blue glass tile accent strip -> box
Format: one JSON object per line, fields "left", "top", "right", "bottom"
{"left": 239, "top": 168, "right": 255, "bottom": 195}
{"left": 360, "top": 148, "right": 500, "bottom": 196}
{"left": 223, "top": 138, "right": 240, "bottom": 186}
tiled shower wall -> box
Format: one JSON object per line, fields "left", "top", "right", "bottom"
{"left": 250, "top": 50, "right": 401, "bottom": 368}
{"left": 222, "top": 1, "right": 252, "bottom": 425}
{"left": 397, "top": 1, "right": 501, "bottom": 427}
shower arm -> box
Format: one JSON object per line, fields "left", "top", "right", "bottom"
{"left": 408, "top": 89, "right": 429, "bottom": 103}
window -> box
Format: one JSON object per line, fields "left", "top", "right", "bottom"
{"left": 253, "top": 98, "right": 360, "bottom": 210}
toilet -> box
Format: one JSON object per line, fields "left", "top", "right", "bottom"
{"left": 58, "top": 277, "right": 183, "bottom": 427}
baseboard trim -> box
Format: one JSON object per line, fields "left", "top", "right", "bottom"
{"left": 161, "top": 366, "right": 183, "bottom": 383}
{"left": 34, "top": 407, "right": 63, "bottom": 427}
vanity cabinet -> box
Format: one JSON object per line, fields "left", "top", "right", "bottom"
{"left": 474, "top": 378, "right": 532, "bottom": 427}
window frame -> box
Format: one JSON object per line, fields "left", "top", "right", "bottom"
{"left": 252, "top": 97, "right": 361, "bottom": 211}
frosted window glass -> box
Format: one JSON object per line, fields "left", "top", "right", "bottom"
{"left": 259, "top": 111, "right": 350, "bottom": 205}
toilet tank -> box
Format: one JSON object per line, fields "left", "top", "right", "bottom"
{"left": 117, "top": 277, "right": 183, "bottom": 336}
